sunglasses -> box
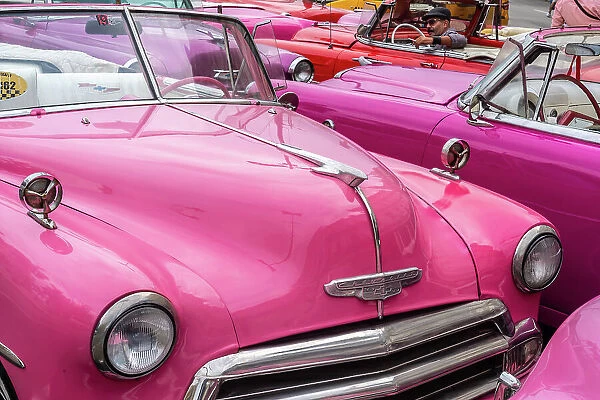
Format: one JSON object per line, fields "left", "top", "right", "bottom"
{"left": 425, "top": 18, "right": 441, "bottom": 26}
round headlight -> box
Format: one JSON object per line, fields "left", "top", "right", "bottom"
{"left": 513, "top": 225, "right": 562, "bottom": 292}
{"left": 92, "top": 292, "right": 176, "bottom": 379}
{"left": 289, "top": 58, "right": 314, "bottom": 83}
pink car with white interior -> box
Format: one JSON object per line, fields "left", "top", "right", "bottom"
{"left": 0, "top": 4, "right": 562, "bottom": 400}
{"left": 283, "top": 26, "right": 600, "bottom": 330}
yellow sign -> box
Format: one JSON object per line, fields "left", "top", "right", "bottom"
{"left": 0, "top": 72, "right": 28, "bottom": 101}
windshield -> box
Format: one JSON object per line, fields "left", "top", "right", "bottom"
{"left": 361, "top": 1, "right": 471, "bottom": 41}
{"left": 461, "top": 36, "right": 534, "bottom": 103}
{"left": 462, "top": 30, "right": 600, "bottom": 132}
{"left": 0, "top": 8, "right": 276, "bottom": 113}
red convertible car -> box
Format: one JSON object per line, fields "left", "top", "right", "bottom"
{"left": 194, "top": 0, "right": 352, "bottom": 22}
{"left": 283, "top": 26, "right": 600, "bottom": 329}
{"left": 271, "top": 0, "right": 526, "bottom": 82}
{"left": 0, "top": 4, "right": 562, "bottom": 400}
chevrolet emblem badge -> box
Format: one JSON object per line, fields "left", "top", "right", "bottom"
{"left": 324, "top": 267, "right": 422, "bottom": 301}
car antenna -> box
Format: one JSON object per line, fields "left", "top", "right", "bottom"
{"left": 328, "top": 0, "right": 333, "bottom": 49}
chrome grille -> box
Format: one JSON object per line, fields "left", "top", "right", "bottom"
{"left": 184, "top": 299, "right": 540, "bottom": 400}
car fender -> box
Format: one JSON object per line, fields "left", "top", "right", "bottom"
{"left": 0, "top": 182, "right": 238, "bottom": 400}
{"left": 373, "top": 153, "right": 552, "bottom": 323}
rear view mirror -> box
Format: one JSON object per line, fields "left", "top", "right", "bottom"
{"left": 565, "top": 43, "right": 600, "bottom": 56}
{"left": 85, "top": 16, "right": 142, "bottom": 36}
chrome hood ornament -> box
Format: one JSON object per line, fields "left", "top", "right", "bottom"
{"left": 324, "top": 267, "right": 422, "bottom": 301}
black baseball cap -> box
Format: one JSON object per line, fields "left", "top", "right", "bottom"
{"left": 422, "top": 7, "right": 451, "bottom": 21}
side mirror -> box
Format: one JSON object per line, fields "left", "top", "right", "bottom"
{"left": 430, "top": 138, "right": 470, "bottom": 181}
{"left": 278, "top": 91, "right": 299, "bottom": 111}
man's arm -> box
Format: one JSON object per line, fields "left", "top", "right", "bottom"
{"left": 414, "top": 31, "right": 466, "bottom": 49}
{"left": 447, "top": 31, "right": 467, "bottom": 49}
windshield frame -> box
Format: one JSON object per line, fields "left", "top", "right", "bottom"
{"left": 459, "top": 35, "right": 538, "bottom": 109}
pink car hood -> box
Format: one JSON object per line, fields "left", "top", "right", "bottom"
{"left": 328, "top": 65, "right": 481, "bottom": 105}
{"left": 0, "top": 104, "right": 478, "bottom": 347}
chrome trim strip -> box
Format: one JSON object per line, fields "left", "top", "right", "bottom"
{"left": 0, "top": 342, "right": 24, "bottom": 369}
{"left": 355, "top": 186, "right": 383, "bottom": 316}
{"left": 355, "top": 187, "right": 381, "bottom": 272}
{"left": 184, "top": 299, "right": 514, "bottom": 400}
{"left": 0, "top": 100, "right": 162, "bottom": 119}
{"left": 491, "top": 111, "right": 600, "bottom": 145}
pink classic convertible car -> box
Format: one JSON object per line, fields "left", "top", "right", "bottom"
{"left": 283, "top": 26, "right": 600, "bottom": 330}
{"left": 0, "top": 5, "right": 562, "bottom": 400}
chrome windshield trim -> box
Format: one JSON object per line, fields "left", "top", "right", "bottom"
{"left": 0, "top": 341, "right": 24, "bottom": 369}
{"left": 123, "top": 7, "right": 161, "bottom": 99}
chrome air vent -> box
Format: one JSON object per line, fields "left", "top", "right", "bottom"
{"left": 185, "top": 299, "right": 541, "bottom": 400}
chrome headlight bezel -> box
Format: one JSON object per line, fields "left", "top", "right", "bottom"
{"left": 91, "top": 292, "right": 176, "bottom": 379}
{"left": 288, "top": 57, "right": 314, "bottom": 83}
{"left": 512, "top": 225, "right": 562, "bottom": 292}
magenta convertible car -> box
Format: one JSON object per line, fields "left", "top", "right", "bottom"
{"left": 0, "top": 4, "right": 562, "bottom": 400}
{"left": 283, "top": 26, "right": 600, "bottom": 330}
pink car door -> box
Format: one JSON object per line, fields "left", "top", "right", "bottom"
{"left": 424, "top": 112, "right": 600, "bottom": 327}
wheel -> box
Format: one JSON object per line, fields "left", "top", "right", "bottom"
{"left": 391, "top": 23, "right": 425, "bottom": 44}
{"left": 549, "top": 73, "right": 600, "bottom": 123}
{"left": 161, "top": 76, "right": 231, "bottom": 98}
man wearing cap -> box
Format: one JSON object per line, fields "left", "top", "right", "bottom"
{"left": 414, "top": 7, "right": 467, "bottom": 50}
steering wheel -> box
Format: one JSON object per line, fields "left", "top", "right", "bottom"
{"left": 549, "top": 73, "right": 600, "bottom": 122}
{"left": 161, "top": 76, "right": 231, "bottom": 98}
{"left": 391, "top": 23, "right": 425, "bottom": 44}
{"left": 140, "top": 1, "right": 167, "bottom": 6}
